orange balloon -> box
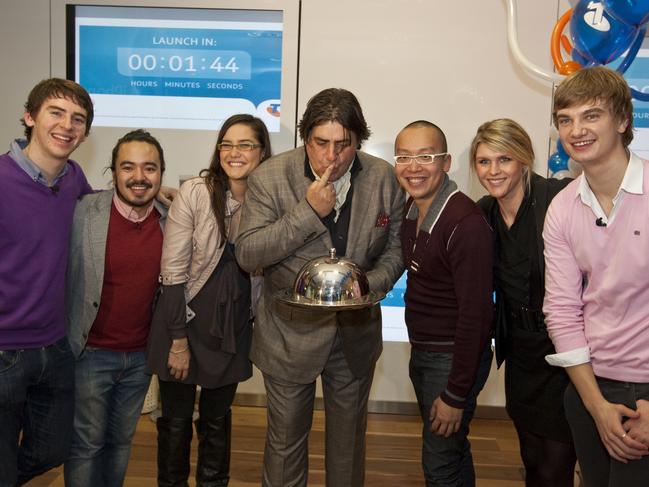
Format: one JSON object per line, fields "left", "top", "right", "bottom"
{"left": 551, "top": 8, "right": 583, "bottom": 74}
{"left": 559, "top": 60, "right": 582, "bottom": 75}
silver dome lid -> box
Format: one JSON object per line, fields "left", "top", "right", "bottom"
{"left": 275, "top": 248, "right": 385, "bottom": 310}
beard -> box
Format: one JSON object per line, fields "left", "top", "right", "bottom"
{"left": 115, "top": 179, "right": 156, "bottom": 208}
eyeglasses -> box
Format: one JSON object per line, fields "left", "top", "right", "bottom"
{"left": 393, "top": 153, "right": 449, "bottom": 165}
{"left": 217, "top": 142, "right": 262, "bottom": 152}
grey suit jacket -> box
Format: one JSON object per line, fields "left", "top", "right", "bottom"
{"left": 235, "top": 147, "right": 405, "bottom": 382}
{"left": 65, "top": 190, "right": 167, "bottom": 358}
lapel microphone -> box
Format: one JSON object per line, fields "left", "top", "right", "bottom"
{"left": 595, "top": 217, "right": 607, "bottom": 227}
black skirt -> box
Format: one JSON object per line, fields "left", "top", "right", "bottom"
{"left": 504, "top": 321, "right": 573, "bottom": 443}
{"left": 146, "top": 244, "right": 253, "bottom": 388}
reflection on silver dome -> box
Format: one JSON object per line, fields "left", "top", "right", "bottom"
{"left": 294, "top": 252, "right": 369, "bottom": 304}
{"left": 275, "top": 248, "right": 384, "bottom": 310}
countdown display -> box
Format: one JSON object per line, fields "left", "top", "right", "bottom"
{"left": 116, "top": 48, "right": 251, "bottom": 79}
{"left": 69, "top": 6, "right": 283, "bottom": 131}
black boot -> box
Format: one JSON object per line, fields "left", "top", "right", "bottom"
{"left": 157, "top": 416, "right": 193, "bottom": 487}
{"left": 195, "top": 410, "right": 232, "bottom": 487}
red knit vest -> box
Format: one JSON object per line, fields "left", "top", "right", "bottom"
{"left": 86, "top": 203, "right": 162, "bottom": 351}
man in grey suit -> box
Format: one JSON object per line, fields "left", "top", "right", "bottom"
{"left": 236, "top": 88, "right": 405, "bottom": 486}
{"left": 64, "top": 129, "right": 166, "bottom": 487}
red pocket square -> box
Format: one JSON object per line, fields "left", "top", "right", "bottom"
{"left": 375, "top": 213, "right": 390, "bottom": 227}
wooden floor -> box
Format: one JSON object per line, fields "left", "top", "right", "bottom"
{"left": 26, "top": 406, "right": 529, "bottom": 486}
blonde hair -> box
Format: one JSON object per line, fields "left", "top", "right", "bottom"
{"left": 553, "top": 67, "right": 633, "bottom": 147}
{"left": 470, "top": 118, "right": 534, "bottom": 191}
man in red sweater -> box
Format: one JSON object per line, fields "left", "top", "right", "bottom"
{"left": 394, "top": 121, "right": 493, "bottom": 486}
{"left": 64, "top": 129, "right": 166, "bottom": 486}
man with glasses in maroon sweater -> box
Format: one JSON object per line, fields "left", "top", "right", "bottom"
{"left": 394, "top": 120, "right": 493, "bottom": 486}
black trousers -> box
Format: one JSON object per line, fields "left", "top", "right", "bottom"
{"left": 159, "top": 380, "right": 237, "bottom": 421}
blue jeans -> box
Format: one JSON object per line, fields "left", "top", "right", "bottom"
{"left": 565, "top": 378, "right": 649, "bottom": 487}
{"left": 0, "top": 336, "right": 75, "bottom": 487}
{"left": 64, "top": 349, "right": 151, "bottom": 487}
{"left": 409, "top": 345, "right": 493, "bottom": 487}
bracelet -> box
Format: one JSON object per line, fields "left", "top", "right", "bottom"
{"left": 169, "top": 347, "right": 188, "bottom": 354}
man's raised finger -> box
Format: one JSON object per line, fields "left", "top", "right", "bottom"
{"left": 320, "top": 164, "right": 334, "bottom": 185}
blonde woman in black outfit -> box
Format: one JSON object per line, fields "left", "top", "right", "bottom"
{"left": 472, "top": 119, "right": 576, "bottom": 487}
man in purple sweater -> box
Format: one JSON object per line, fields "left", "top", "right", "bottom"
{"left": 0, "top": 78, "right": 94, "bottom": 486}
{"left": 393, "top": 121, "right": 493, "bottom": 486}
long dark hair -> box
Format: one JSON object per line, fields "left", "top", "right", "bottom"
{"left": 200, "top": 114, "right": 272, "bottom": 246}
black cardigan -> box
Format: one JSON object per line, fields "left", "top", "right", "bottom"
{"left": 477, "top": 173, "right": 571, "bottom": 366}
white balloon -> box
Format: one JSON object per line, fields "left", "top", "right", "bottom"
{"left": 504, "top": 0, "right": 566, "bottom": 84}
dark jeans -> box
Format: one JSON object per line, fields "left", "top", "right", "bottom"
{"left": 409, "top": 345, "right": 493, "bottom": 487}
{"left": 565, "top": 378, "right": 649, "bottom": 487}
{"left": 64, "top": 349, "right": 151, "bottom": 487}
{"left": 0, "top": 336, "right": 75, "bottom": 487}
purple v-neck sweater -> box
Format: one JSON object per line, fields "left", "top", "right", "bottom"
{"left": 0, "top": 153, "right": 92, "bottom": 349}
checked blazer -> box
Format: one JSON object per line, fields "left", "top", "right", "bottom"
{"left": 235, "top": 146, "right": 405, "bottom": 383}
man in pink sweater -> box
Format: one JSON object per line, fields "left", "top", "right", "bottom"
{"left": 543, "top": 66, "right": 649, "bottom": 486}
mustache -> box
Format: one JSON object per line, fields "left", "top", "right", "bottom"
{"left": 126, "top": 180, "right": 153, "bottom": 189}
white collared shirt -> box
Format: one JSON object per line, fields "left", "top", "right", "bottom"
{"left": 575, "top": 152, "right": 643, "bottom": 226}
{"left": 112, "top": 191, "right": 155, "bottom": 223}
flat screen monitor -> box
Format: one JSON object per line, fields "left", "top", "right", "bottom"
{"left": 66, "top": 5, "right": 285, "bottom": 132}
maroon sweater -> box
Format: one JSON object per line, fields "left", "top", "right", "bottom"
{"left": 87, "top": 204, "right": 163, "bottom": 351}
{"left": 401, "top": 192, "right": 493, "bottom": 408}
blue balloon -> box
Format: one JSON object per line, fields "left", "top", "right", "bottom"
{"left": 571, "top": 49, "right": 593, "bottom": 67}
{"left": 631, "top": 86, "right": 649, "bottom": 101}
{"left": 571, "top": 0, "right": 638, "bottom": 65}
{"left": 603, "top": 0, "right": 649, "bottom": 27}
{"left": 615, "top": 26, "right": 645, "bottom": 73}
{"left": 548, "top": 140, "right": 570, "bottom": 176}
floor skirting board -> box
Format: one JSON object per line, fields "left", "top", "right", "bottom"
{"left": 233, "top": 392, "right": 509, "bottom": 419}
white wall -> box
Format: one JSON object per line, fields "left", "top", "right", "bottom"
{"left": 0, "top": 1, "right": 51, "bottom": 144}
{"left": 1, "top": 0, "right": 566, "bottom": 410}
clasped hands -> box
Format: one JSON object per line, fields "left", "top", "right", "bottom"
{"left": 593, "top": 398, "right": 649, "bottom": 463}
